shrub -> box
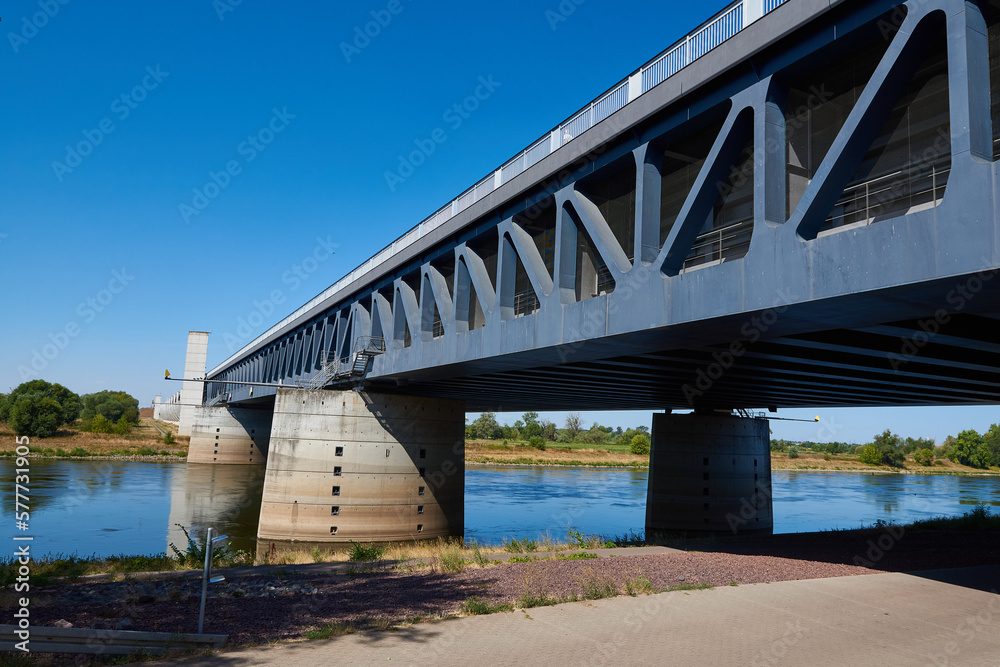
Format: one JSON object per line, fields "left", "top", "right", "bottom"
{"left": 163, "top": 431, "right": 176, "bottom": 445}
{"left": 90, "top": 414, "right": 114, "bottom": 434}
{"left": 347, "top": 541, "right": 387, "bottom": 562}
{"left": 787, "top": 445, "right": 800, "bottom": 459}
{"left": 528, "top": 436, "right": 546, "bottom": 450}
{"left": 914, "top": 448, "right": 935, "bottom": 466}
{"left": 2, "top": 380, "right": 80, "bottom": 426}
{"left": 8, "top": 393, "right": 64, "bottom": 438}
{"left": 629, "top": 434, "right": 651, "bottom": 455}
{"left": 857, "top": 443, "right": 882, "bottom": 465}
{"left": 112, "top": 419, "right": 132, "bottom": 436}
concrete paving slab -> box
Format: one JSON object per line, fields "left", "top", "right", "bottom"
{"left": 157, "top": 566, "right": 1000, "bottom": 667}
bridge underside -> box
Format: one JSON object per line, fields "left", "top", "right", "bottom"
{"left": 341, "top": 277, "right": 1000, "bottom": 412}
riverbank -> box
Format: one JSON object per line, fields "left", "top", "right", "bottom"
{"left": 0, "top": 419, "right": 188, "bottom": 459}
{"left": 6, "top": 512, "right": 998, "bottom": 660}
{"left": 3, "top": 427, "right": 999, "bottom": 476}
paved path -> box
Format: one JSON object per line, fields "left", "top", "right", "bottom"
{"left": 162, "top": 566, "right": 1000, "bottom": 666}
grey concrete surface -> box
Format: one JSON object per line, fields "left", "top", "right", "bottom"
{"left": 159, "top": 566, "right": 1000, "bottom": 666}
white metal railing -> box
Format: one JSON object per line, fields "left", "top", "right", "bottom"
{"left": 208, "top": 0, "right": 790, "bottom": 378}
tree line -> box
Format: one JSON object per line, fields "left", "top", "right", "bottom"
{"left": 0, "top": 380, "right": 142, "bottom": 438}
{"left": 773, "top": 427, "right": 1000, "bottom": 469}
{"left": 467, "top": 411, "right": 652, "bottom": 454}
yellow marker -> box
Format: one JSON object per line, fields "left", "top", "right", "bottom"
{"left": 165, "top": 369, "right": 171, "bottom": 379}
{"left": 814, "top": 416, "right": 820, "bottom": 422}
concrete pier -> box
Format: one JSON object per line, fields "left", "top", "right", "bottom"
{"left": 178, "top": 331, "right": 209, "bottom": 437}
{"left": 187, "top": 406, "right": 273, "bottom": 465}
{"left": 646, "top": 412, "right": 772, "bottom": 535}
{"left": 257, "top": 389, "right": 465, "bottom": 543}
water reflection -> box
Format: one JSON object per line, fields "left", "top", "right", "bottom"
{"left": 3, "top": 459, "right": 999, "bottom": 558}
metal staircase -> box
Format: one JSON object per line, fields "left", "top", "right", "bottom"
{"left": 297, "top": 336, "right": 386, "bottom": 390}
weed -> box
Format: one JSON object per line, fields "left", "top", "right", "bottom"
{"left": 668, "top": 582, "right": 714, "bottom": 592}
{"left": 347, "top": 541, "right": 387, "bottom": 562}
{"left": 556, "top": 552, "right": 599, "bottom": 560}
{"left": 581, "top": 574, "right": 618, "bottom": 600}
{"left": 503, "top": 537, "right": 538, "bottom": 553}
{"left": 517, "top": 591, "right": 558, "bottom": 609}
{"left": 461, "top": 597, "right": 513, "bottom": 615}
{"left": 168, "top": 524, "right": 233, "bottom": 567}
{"left": 471, "top": 543, "right": 490, "bottom": 568}
{"left": 507, "top": 555, "right": 537, "bottom": 564}
{"left": 305, "top": 623, "right": 355, "bottom": 640}
{"left": 438, "top": 549, "right": 466, "bottom": 573}
{"left": 310, "top": 546, "right": 325, "bottom": 563}
{"left": 624, "top": 576, "right": 655, "bottom": 596}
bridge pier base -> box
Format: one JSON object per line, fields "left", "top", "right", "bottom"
{"left": 187, "top": 407, "right": 272, "bottom": 465}
{"left": 257, "top": 388, "right": 465, "bottom": 543}
{"left": 645, "top": 412, "right": 772, "bottom": 536}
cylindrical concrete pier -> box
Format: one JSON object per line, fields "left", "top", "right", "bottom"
{"left": 646, "top": 412, "right": 772, "bottom": 535}
{"left": 187, "top": 407, "right": 273, "bottom": 465}
{"left": 257, "top": 388, "right": 465, "bottom": 543}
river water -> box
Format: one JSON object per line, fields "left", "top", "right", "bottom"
{"left": 3, "top": 460, "right": 999, "bottom": 558}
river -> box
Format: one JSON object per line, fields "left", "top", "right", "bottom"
{"left": 3, "top": 460, "right": 999, "bottom": 558}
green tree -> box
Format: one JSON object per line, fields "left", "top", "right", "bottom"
{"left": 629, "top": 434, "right": 651, "bottom": 455}
{"left": 948, "top": 429, "right": 990, "bottom": 469}
{"left": 564, "top": 413, "right": 583, "bottom": 440}
{"left": 90, "top": 414, "right": 114, "bottom": 434}
{"left": 857, "top": 443, "right": 881, "bottom": 465}
{"left": 521, "top": 412, "right": 542, "bottom": 439}
{"left": 79, "top": 390, "right": 140, "bottom": 425}
{"left": 869, "top": 430, "right": 905, "bottom": 467}
{"left": 982, "top": 424, "right": 1000, "bottom": 468}
{"left": 540, "top": 419, "right": 557, "bottom": 441}
{"left": 473, "top": 412, "right": 501, "bottom": 440}
{"left": 8, "top": 393, "right": 65, "bottom": 438}
{"left": 2, "top": 380, "right": 80, "bottom": 426}
{"left": 914, "top": 448, "right": 935, "bottom": 466}
{"left": 0, "top": 393, "right": 8, "bottom": 422}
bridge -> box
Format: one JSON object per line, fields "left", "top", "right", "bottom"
{"left": 173, "top": 0, "right": 1000, "bottom": 545}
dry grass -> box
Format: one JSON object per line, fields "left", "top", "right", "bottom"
{"left": 0, "top": 419, "right": 188, "bottom": 457}
{"left": 465, "top": 440, "right": 646, "bottom": 467}
{"left": 255, "top": 534, "right": 596, "bottom": 569}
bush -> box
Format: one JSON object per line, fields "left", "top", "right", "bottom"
{"left": 629, "top": 434, "right": 651, "bottom": 455}
{"left": 347, "top": 541, "right": 387, "bottom": 562}
{"left": 857, "top": 443, "right": 882, "bottom": 465}
{"left": 2, "top": 380, "right": 80, "bottom": 432}
{"left": 90, "top": 414, "right": 114, "bottom": 434}
{"left": 914, "top": 448, "right": 935, "bottom": 466}
{"left": 163, "top": 431, "right": 176, "bottom": 445}
{"left": 527, "top": 436, "right": 546, "bottom": 450}
{"left": 787, "top": 445, "right": 800, "bottom": 459}
{"left": 79, "top": 390, "right": 140, "bottom": 425}
{"left": 8, "top": 393, "right": 64, "bottom": 438}
{"left": 112, "top": 419, "right": 132, "bottom": 436}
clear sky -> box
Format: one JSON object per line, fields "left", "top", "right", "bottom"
{"left": 1, "top": 0, "right": 996, "bottom": 445}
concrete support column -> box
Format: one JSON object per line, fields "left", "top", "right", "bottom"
{"left": 257, "top": 389, "right": 465, "bottom": 543}
{"left": 188, "top": 407, "right": 273, "bottom": 465}
{"left": 178, "top": 331, "right": 209, "bottom": 436}
{"left": 646, "top": 412, "right": 772, "bottom": 535}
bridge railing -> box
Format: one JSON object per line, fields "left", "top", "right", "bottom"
{"left": 207, "top": 0, "right": 792, "bottom": 378}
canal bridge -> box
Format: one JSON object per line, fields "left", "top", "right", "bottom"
{"left": 174, "top": 0, "right": 1000, "bottom": 544}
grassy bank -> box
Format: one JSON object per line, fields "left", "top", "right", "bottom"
{"left": 3, "top": 506, "right": 996, "bottom": 584}
{"left": 0, "top": 419, "right": 187, "bottom": 459}
{"left": 771, "top": 449, "right": 1000, "bottom": 475}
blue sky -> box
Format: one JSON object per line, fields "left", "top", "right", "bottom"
{"left": 1, "top": 0, "right": 996, "bottom": 445}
